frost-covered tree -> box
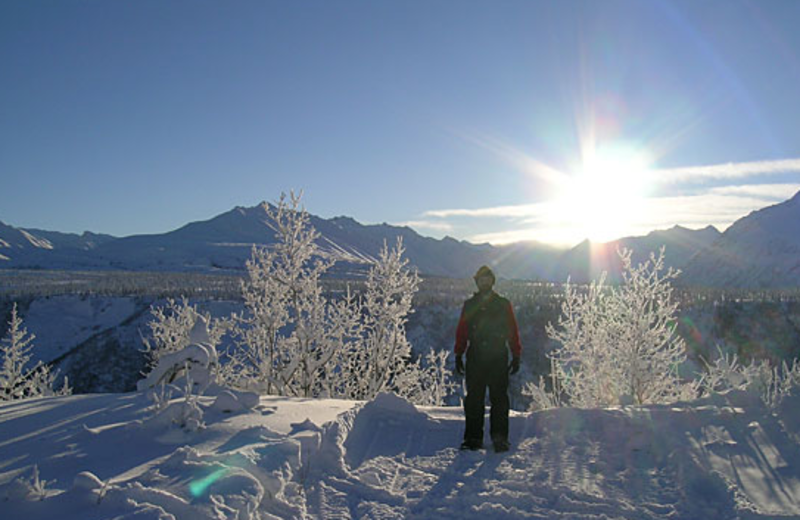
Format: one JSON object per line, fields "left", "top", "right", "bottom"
{"left": 231, "top": 196, "right": 454, "bottom": 405}
{"left": 233, "top": 243, "right": 291, "bottom": 394}
{"left": 546, "top": 247, "right": 692, "bottom": 407}
{"left": 232, "top": 192, "right": 361, "bottom": 397}
{"left": 327, "top": 238, "right": 455, "bottom": 404}
{"left": 545, "top": 273, "right": 616, "bottom": 407}
{"left": 1, "top": 303, "right": 71, "bottom": 401}
{"left": 332, "top": 238, "right": 422, "bottom": 400}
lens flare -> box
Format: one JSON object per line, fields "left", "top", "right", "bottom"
{"left": 189, "top": 467, "right": 229, "bottom": 498}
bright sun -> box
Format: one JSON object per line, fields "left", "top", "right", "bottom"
{"left": 550, "top": 144, "right": 653, "bottom": 244}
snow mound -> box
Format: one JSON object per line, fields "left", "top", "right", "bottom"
{"left": 209, "top": 389, "right": 259, "bottom": 413}
{"left": 342, "top": 392, "right": 453, "bottom": 470}
{"left": 72, "top": 471, "right": 104, "bottom": 491}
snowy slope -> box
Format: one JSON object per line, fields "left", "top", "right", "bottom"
{"left": 683, "top": 190, "right": 800, "bottom": 287}
{"left": 1, "top": 390, "right": 799, "bottom": 519}
{"left": 20, "top": 296, "right": 139, "bottom": 364}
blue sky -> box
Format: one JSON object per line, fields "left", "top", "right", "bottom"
{"left": 2, "top": 0, "right": 799, "bottom": 246}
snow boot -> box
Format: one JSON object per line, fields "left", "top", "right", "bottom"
{"left": 460, "top": 439, "right": 483, "bottom": 451}
{"left": 493, "top": 439, "right": 510, "bottom": 453}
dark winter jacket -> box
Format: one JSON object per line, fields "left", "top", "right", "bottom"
{"left": 454, "top": 290, "right": 522, "bottom": 360}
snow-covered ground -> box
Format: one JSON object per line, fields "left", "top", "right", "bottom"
{"left": 2, "top": 389, "right": 799, "bottom": 519}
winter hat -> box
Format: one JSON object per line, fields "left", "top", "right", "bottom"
{"left": 473, "top": 265, "right": 496, "bottom": 283}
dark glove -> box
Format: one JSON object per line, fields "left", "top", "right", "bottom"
{"left": 455, "top": 354, "right": 465, "bottom": 375}
{"left": 509, "top": 356, "right": 520, "bottom": 375}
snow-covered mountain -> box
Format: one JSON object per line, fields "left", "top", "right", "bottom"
{"left": 89, "top": 203, "right": 510, "bottom": 277}
{"left": 682, "top": 190, "right": 800, "bottom": 288}
{"left": 548, "top": 225, "right": 723, "bottom": 284}
{"left": 0, "top": 221, "right": 110, "bottom": 259}
{"left": 0, "top": 205, "right": 529, "bottom": 278}
{"left": 2, "top": 190, "right": 799, "bottom": 286}
{"left": 550, "top": 226, "right": 721, "bottom": 283}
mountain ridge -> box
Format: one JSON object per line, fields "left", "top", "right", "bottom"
{"left": 681, "top": 190, "right": 800, "bottom": 287}
{"left": 1, "top": 190, "right": 799, "bottom": 286}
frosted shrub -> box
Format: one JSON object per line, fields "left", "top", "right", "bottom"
{"left": 148, "top": 381, "right": 174, "bottom": 414}
{"left": 546, "top": 273, "right": 618, "bottom": 407}
{"left": 362, "top": 238, "right": 420, "bottom": 399}
{"left": 1, "top": 303, "right": 70, "bottom": 401}
{"left": 753, "top": 360, "right": 800, "bottom": 409}
{"left": 393, "top": 349, "right": 457, "bottom": 406}
{"left": 174, "top": 362, "right": 205, "bottom": 431}
{"left": 140, "top": 310, "right": 223, "bottom": 394}
{"left": 232, "top": 242, "right": 290, "bottom": 394}
{"left": 702, "top": 346, "right": 800, "bottom": 408}
{"left": 522, "top": 359, "right": 563, "bottom": 411}
{"left": 142, "top": 297, "right": 197, "bottom": 366}
{"left": 546, "top": 247, "right": 691, "bottom": 407}
{"left": 7, "top": 465, "right": 51, "bottom": 501}
{"left": 142, "top": 297, "right": 228, "bottom": 369}
{"left": 700, "top": 345, "right": 755, "bottom": 393}
{"left": 319, "top": 238, "right": 455, "bottom": 405}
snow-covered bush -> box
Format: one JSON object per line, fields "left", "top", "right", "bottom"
{"left": 702, "top": 345, "right": 800, "bottom": 409}
{"left": 1, "top": 303, "right": 70, "bottom": 401}
{"left": 325, "top": 239, "right": 455, "bottom": 404}
{"left": 700, "top": 345, "right": 754, "bottom": 393}
{"left": 138, "top": 318, "right": 222, "bottom": 432}
{"left": 545, "top": 247, "right": 694, "bottom": 407}
{"left": 142, "top": 297, "right": 228, "bottom": 368}
{"left": 6, "top": 465, "right": 51, "bottom": 501}
{"left": 393, "top": 349, "right": 457, "bottom": 406}
{"left": 522, "top": 359, "right": 563, "bottom": 411}
{"left": 139, "top": 316, "right": 219, "bottom": 395}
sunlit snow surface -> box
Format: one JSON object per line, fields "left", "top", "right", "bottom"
{"left": 1, "top": 390, "right": 800, "bottom": 519}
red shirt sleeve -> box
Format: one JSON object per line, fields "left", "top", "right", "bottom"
{"left": 454, "top": 304, "right": 469, "bottom": 355}
{"left": 506, "top": 301, "right": 522, "bottom": 358}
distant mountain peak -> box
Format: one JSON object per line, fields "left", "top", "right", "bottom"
{"left": 330, "top": 215, "right": 359, "bottom": 225}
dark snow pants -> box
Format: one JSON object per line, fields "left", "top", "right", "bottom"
{"left": 463, "top": 355, "right": 509, "bottom": 443}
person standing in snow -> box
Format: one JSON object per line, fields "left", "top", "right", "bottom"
{"left": 454, "top": 265, "right": 522, "bottom": 452}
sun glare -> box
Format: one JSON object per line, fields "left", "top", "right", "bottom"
{"left": 550, "top": 144, "right": 652, "bottom": 244}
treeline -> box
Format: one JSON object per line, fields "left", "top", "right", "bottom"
{"left": 4, "top": 268, "right": 799, "bottom": 308}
